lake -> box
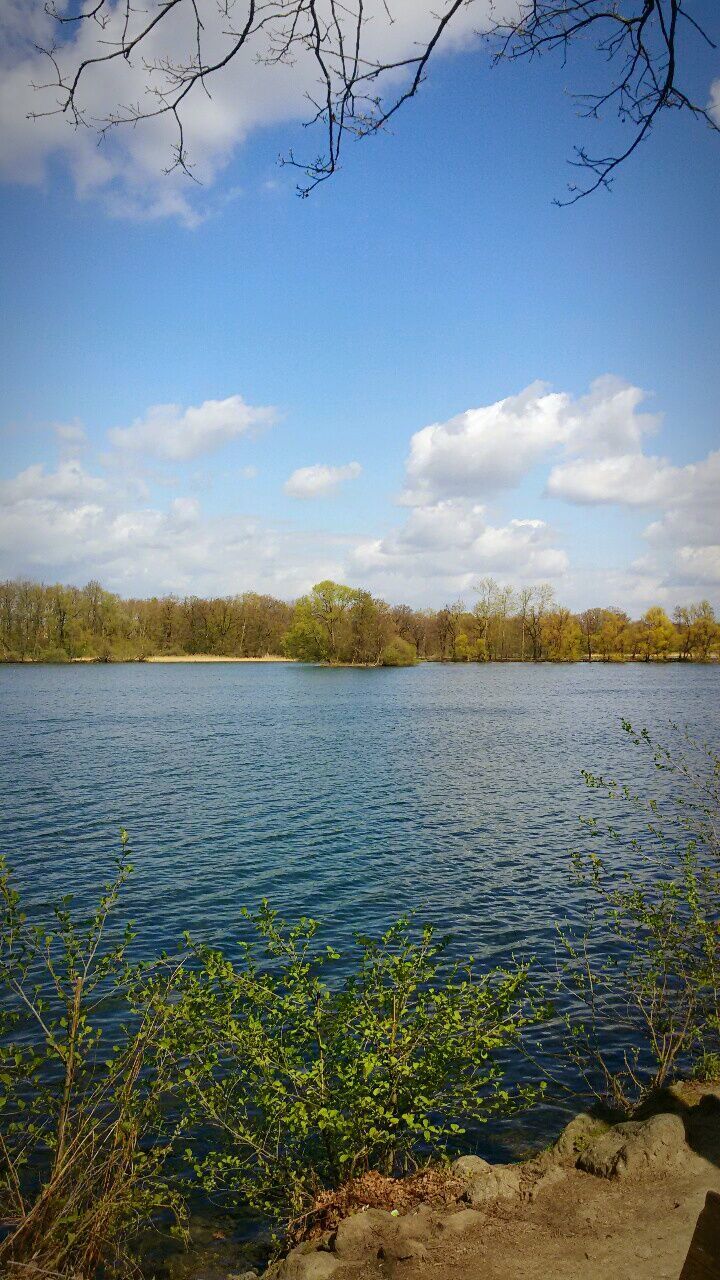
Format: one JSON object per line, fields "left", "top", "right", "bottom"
{"left": 1, "top": 660, "right": 718, "bottom": 958}
{"left": 1, "top": 659, "right": 718, "bottom": 1166}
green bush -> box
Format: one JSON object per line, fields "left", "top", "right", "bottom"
{"left": 556, "top": 722, "right": 720, "bottom": 1113}
{"left": 35, "top": 646, "right": 70, "bottom": 663}
{"left": 283, "top": 619, "right": 328, "bottom": 662}
{"left": 381, "top": 637, "right": 417, "bottom": 667}
{"left": 0, "top": 836, "right": 188, "bottom": 1277}
{"left": 171, "top": 909, "right": 544, "bottom": 1230}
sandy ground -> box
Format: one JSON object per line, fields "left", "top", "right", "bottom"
{"left": 143, "top": 655, "right": 294, "bottom": 663}
{"left": 390, "top": 1158, "right": 720, "bottom": 1280}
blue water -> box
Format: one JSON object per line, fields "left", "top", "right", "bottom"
{"left": 1, "top": 661, "right": 718, "bottom": 968}
{"left": 1, "top": 658, "right": 719, "bottom": 1246}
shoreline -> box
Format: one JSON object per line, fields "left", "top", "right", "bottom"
{"left": 1, "top": 654, "right": 718, "bottom": 666}
{"left": 142, "top": 654, "right": 295, "bottom": 664}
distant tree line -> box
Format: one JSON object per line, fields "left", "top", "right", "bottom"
{"left": 0, "top": 576, "right": 718, "bottom": 664}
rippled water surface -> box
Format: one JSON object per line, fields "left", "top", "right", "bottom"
{"left": 1, "top": 658, "right": 719, "bottom": 1225}
{"left": 2, "top": 661, "right": 718, "bottom": 963}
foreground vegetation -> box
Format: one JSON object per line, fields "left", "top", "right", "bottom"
{"left": 0, "top": 726, "right": 718, "bottom": 1276}
{"left": 1, "top": 577, "right": 719, "bottom": 665}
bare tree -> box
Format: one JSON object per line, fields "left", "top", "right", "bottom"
{"left": 525, "top": 582, "right": 554, "bottom": 662}
{"left": 517, "top": 585, "right": 533, "bottom": 662}
{"left": 32, "top": 0, "right": 716, "bottom": 199}
{"left": 578, "top": 606, "right": 603, "bottom": 662}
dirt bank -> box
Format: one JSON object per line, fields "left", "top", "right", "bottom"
{"left": 268, "top": 1085, "right": 720, "bottom": 1280}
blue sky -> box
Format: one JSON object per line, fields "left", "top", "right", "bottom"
{"left": 0, "top": 1, "right": 718, "bottom": 611}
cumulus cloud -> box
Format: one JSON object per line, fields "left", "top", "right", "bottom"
{"left": 0, "top": 460, "right": 106, "bottom": 505}
{"left": 350, "top": 499, "right": 568, "bottom": 600}
{"left": 400, "top": 383, "right": 568, "bottom": 505}
{"left": 0, "top": 458, "right": 345, "bottom": 597}
{"left": 0, "top": 1, "right": 502, "bottom": 225}
{"left": 284, "top": 461, "right": 362, "bottom": 499}
{"left": 1, "top": 376, "right": 717, "bottom": 606}
{"left": 55, "top": 421, "right": 88, "bottom": 447}
{"left": 546, "top": 453, "right": 677, "bottom": 506}
{"left": 108, "top": 395, "right": 277, "bottom": 461}
{"left": 399, "top": 375, "right": 657, "bottom": 506}
{"left": 546, "top": 409, "right": 720, "bottom": 594}
{"left": 372, "top": 374, "right": 720, "bottom": 601}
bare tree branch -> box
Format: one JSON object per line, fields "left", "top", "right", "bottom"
{"left": 29, "top": 0, "right": 718, "bottom": 200}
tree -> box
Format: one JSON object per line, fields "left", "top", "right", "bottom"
{"left": 673, "top": 604, "right": 695, "bottom": 660}
{"left": 525, "top": 584, "right": 555, "bottom": 662}
{"left": 595, "top": 608, "right": 630, "bottom": 661}
{"left": 540, "top": 608, "right": 582, "bottom": 661}
{"left": 34, "top": 0, "right": 717, "bottom": 202}
{"left": 640, "top": 605, "right": 677, "bottom": 660}
{"left": 516, "top": 586, "right": 534, "bottom": 662}
{"left": 688, "top": 600, "right": 720, "bottom": 659}
{"left": 284, "top": 581, "right": 358, "bottom": 663}
{"left": 578, "top": 607, "right": 603, "bottom": 662}
{"left": 472, "top": 578, "right": 498, "bottom": 657}
{"left": 349, "top": 590, "right": 393, "bottom": 665}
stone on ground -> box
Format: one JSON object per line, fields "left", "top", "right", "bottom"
{"left": 577, "top": 1113, "right": 687, "bottom": 1179}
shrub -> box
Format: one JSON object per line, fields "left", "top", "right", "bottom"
{"left": 381, "top": 637, "right": 417, "bottom": 667}
{"left": 555, "top": 722, "right": 720, "bottom": 1113}
{"left": 0, "top": 835, "right": 188, "bottom": 1277}
{"left": 35, "top": 646, "right": 70, "bottom": 663}
{"left": 171, "top": 909, "right": 544, "bottom": 1231}
{"left": 283, "top": 619, "right": 328, "bottom": 662}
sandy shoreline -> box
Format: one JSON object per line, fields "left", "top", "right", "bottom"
{"left": 143, "top": 654, "right": 295, "bottom": 663}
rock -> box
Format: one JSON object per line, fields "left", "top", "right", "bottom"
{"left": 376, "top": 1205, "right": 445, "bottom": 1262}
{"left": 442, "top": 1208, "right": 485, "bottom": 1236}
{"left": 577, "top": 1113, "right": 687, "bottom": 1179}
{"left": 383, "top": 1236, "right": 428, "bottom": 1263}
{"left": 332, "top": 1208, "right": 398, "bottom": 1262}
{"left": 396, "top": 1204, "right": 445, "bottom": 1243}
{"left": 466, "top": 1164, "right": 521, "bottom": 1206}
{"left": 528, "top": 1163, "right": 567, "bottom": 1201}
{"left": 553, "top": 1113, "right": 609, "bottom": 1161}
{"left": 272, "top": 1244, "right": 344, "bottom": 1280}
{"left": 451, "top": 1154, "right": 492, "bottom": 1181}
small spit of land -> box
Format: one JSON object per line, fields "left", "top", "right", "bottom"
{"left": 143, "top": 654, "right": 296, "bottom": 663}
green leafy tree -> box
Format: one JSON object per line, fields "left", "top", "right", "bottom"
{"left": 540, "top": 608, "right": 582, "bottom": 661}
{"left": 639, "top": 606, "right": 677, "bottom": 660}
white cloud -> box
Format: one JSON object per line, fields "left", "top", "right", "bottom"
{"left": 2, "top": 376, "right": 717, "bottom": 607}
{"left": 108, "top": 395, "right": 277, "bottom": 461}
{"left": 400, "top": 383, "right": 569, "bottom": 505}
{"left": 284, "top": 461, "right": 362, "bottom": 499}
{"left": 547, "top": 423, "right": 720, "bottom": 593}
{"left": 55, "top": 420, "right": 88, "bottom": 447}
{"left": 0, "top": 460, "right": 106, "bottom": 505}
{"left": 560, "top": 375, "right": 660, "bottom": 458}
{"left": 0, "top": 459, "right": 344, "bottom": 597}
{"left": 350, "top": 499, "right": 568, "bottom": 601}
{"left": 367, "top": 375, "right": 720, "bottom": 602}
{"left": 0, "top": 1, "right": 504, "bottom": 225}
{"left": 546, "top": 453, "right": 677, "bottom": 505}
{"left": 399, "top": 375, "right": 658, "bottom": 506}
